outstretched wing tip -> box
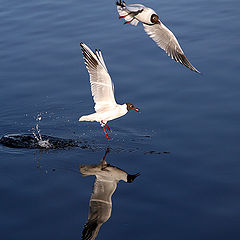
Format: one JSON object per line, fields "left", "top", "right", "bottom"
{"left": 116, "top": 0, "right": 125, "bottom": 7}
{"left": 179, "top": 54, "right": 200, "bottom": 74}
{"left": 80, "top": 43, "right": 117, "bottom": 109}
{"left": 193, "top": 68, "right": 201, "bottom": 74}
{"left": 143, "top": 23, "right": 200, "bottom": 74}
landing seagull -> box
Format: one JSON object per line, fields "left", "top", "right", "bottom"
{"left": 79, "top": 43, "right": 140, "bottom": 139}
{"left": 116, "top": 1, "right": 200, "bottom": 73}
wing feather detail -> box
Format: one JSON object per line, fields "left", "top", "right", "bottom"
{"left": 143, "top": 23, "right": 200, "bottom": 73}
{"left": 80, "top": 43, "right": 117, "bottom": 112}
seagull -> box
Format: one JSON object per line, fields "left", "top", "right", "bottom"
{"left": 116, "top": 1, "right": 200, "bottom": 73}
{"left": 79, "top": 43, "right": 140, "bottom": 139}
{"left": 80, "top": 148, "right": 139, "bottom": 240}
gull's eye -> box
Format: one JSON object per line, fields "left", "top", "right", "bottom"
{"left": 151, "top": 14, "right": 159, "bottom": 24}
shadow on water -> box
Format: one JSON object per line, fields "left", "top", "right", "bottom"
{"left": 80, "top": 148, "right": 139, "bottom": 240}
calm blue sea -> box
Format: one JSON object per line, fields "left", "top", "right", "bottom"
{"left": 0, "top": 0, "right": 240, "bottom": 239}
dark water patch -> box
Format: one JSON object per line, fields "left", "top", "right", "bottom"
{"left": 144, "top": 150, "right": 163, "bottom": 155}
{"left": 0, "top": 134, "right": 170, "bottom": 156}
{"left": 0, "top": 134, "right": 79, "bottom": 149}
{"left": 144, "top": 150, "right": 170, "bottom": 155}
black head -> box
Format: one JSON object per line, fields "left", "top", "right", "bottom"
{"left": 151, "top": 14, "right": 160, "bottom": 24}
{"left": 126, "top": 102, "right": 140, "bottom": 112}
{"left": 127, "top": 173, "right": 140, "bottom": 183}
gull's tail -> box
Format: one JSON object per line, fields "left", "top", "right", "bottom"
{"left": 79, "top": 113, "right": 97, "bottom": 122}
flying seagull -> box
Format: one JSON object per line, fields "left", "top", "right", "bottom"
{"left": 79, "top": 43, "right": 140, "bottom": 139}
{"left": 116, "top": 1, "right": 200, "bottom": 73}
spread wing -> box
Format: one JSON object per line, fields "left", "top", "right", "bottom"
{"left": 143, "top": 23, "right": 200, "bottom": 73}
{"left": 116, "top": 1, "right": 145, "bottom": 26}
{"left": 82, "top": 218, "right": 101, "bottom": 240}
{"left": 80, "top": 43, "right": 117, "bottom": 113}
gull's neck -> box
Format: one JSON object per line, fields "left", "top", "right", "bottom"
{"left": 118, "top": 103, "right": 128, "bottom": 114}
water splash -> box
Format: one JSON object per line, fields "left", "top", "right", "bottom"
{"left": 32, "top": 113, "right": 52, "bottom": 149}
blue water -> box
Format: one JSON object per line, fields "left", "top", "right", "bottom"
{"left": 1, "top": 0, "right": 240, "bottom": 239}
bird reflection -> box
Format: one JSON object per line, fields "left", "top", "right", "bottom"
{"left": 80, "top": 148, "right": 139, "bottom": 240}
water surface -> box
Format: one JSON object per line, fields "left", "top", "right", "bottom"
{"left": 0, "top": 0, "right": 240, "bottom": 239}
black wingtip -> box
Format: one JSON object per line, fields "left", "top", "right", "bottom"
{"left": 190, "top": 65, "right": 201, "bottom": 74}
{"left": 116, "top": 0, "right": 125, "bottom": 7}
{"left": 177, "top": 53, "right": 201, "bottom": 74}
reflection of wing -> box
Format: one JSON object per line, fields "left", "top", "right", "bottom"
{"left": 81, "top": 179, "right": 115, "bottom": 240}
{"left": 80, "top": 43, "right": 117, "bottom": 113}
{"left": 91, "top": 178, "right": 117, "bottom": 203}
{"left": 82, "top": 201, "right": 112, "bottom": 240}
{"left": 143, "top": 23, "right": 200, "bottom": 73}
{"left": 82, "top": 217, "right": 101, "bottom": 240}
{"left": 116, "top": 1, "right": 145, "bottom": 26}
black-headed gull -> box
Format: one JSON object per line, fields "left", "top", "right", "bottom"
{"left": 80, "top": 148, "right": 139, "bottom": 239}
{"left": 79, "top": 43, "right": 140, "bottom": 139}
{"left": 116, "top": 1, "right": 200, "bottom": 73}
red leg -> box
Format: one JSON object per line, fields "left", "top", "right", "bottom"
{"left": 119, "top": 13, "right": 130, "bottom": 19}
{"left": 102, "top": 125, "right": 110, "bottom": 139}
{"left": 124, "top": 18, "right": 135, "bottom": 24}
{"left": 105, "top": 123, "right": 111, "bottom": 131}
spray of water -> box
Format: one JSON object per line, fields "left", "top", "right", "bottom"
{"left": 32, "top": 113, "right": 52, "bottom": 149}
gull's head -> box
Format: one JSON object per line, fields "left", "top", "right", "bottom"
{"left": 151, "top": 14, "right": 160, "bottom": 24}
{"left": 126, "top": 102, "right": 140, "bottom": 112}
{"left": 127, "top": 173, "right": 140, "bottom": 183}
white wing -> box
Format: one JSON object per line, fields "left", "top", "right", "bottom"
{"left": 143, "top": 23, "right": 200, "bottom": 73}
{"left": 116, "top": 1, "right": 145, "bottom": 13}
{"left": 80, "top": 43, "right": 117, "bottom": 112}
{"left": 124, "top": 4, "right": 145, "bottom": 12}
{"left": 116, "top": 1, "right": 145, "bottom": 26}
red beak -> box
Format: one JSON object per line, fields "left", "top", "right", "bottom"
{"left": 135, "top": 108, "right": 140, "bottom": 112}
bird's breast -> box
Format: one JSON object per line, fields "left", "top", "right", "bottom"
{"left": 100, "top": 105, "right": 128, "bottom": 122}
